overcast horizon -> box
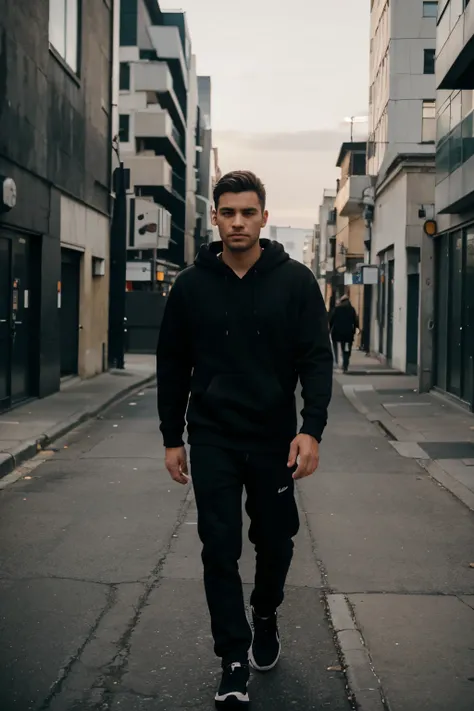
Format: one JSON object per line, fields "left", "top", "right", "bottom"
{"left": 160, "top": 0, "right": 370, "bottom": 227}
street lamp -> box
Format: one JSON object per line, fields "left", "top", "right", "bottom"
{"left": 344, "top": 116, "right": 368, "bottom": 141}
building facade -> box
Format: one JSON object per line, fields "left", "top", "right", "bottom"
{"left": 316, "top": 189, "right": 337, "bottom": 302}
{"left": 119, "top": 0, "right": 191, "bottom": 278}
{"left": 0, "top": 0, "right": 113, "bottom": 412}
{"left": 268, "top": 226, "right": 314, "bottom": 266}
{"left": 367, "top": 0, "right": 437, "bottom": 372}
{"left": 332, "top": 143, "right": 369, "bottom": 342}
{"left": 429, "top": 0, "right": 474, "bottom": 408}
{"left": 195, "top": 76, "right": 214, "bottom": 249}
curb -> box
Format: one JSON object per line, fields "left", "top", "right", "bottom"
{"left": 326, "top": 594, "right": 390, "bottom": 711}
{"left": 0, "top": 374, "right": 156, "bottom": 480}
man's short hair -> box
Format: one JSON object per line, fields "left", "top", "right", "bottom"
{"left": 213, "top": 170, "right": 266, "bottom": 211}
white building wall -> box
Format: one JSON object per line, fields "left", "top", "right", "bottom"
{"left": 368, "top": 0, "right": 436, "bottom": 371}
{"left": 369, "top": 0, "right": 436, "bottom": 177}
{"left": 268, "top": 226, "right": 313, "bottom": 265}
{"left": 60, "top": 195, "right": 110, "bottom": 378}
{"left": 371, "top": 172, "right": 408, "bottom": 370}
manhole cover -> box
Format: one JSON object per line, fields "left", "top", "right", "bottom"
{"left": 421, "top": 441, "right": 474, "bottom": 460}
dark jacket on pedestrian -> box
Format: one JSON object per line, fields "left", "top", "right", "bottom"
{"left": 329, "top": 296, "right": 359, "bottom": 343}
{"left": 156, "top": 239, "right": 333, "bottom": 453}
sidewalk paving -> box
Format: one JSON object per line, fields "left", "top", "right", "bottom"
{"left": 0, "top": 354, "right": 156, "bottom": 481}
{"left": 339, "top": 351, "right": 474, "bottom": 513}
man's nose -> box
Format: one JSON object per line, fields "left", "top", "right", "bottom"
{"left": 231, "top": 212, "right": 244, "bottom": 228}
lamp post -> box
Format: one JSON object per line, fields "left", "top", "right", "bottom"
{"left": 344, "top": 115, "right": 368, "bottom": 141}
{"left": 108, "top": 137, "right": 130, "bottom": 369}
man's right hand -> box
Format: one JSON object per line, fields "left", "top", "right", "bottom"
{"left": 165, "top": 446, "right": 189, "bottom": 485}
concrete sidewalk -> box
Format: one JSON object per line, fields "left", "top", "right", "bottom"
{"left": 0, "top": 354, "right": 156, "bottom": 481}
{"left": 339, "top": 351, "right": 474, "bottom": 512}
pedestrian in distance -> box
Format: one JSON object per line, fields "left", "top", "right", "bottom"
{"left": 156, "top": 170, "right": 333, "bottom": 709}
{"left": 329, "top": 294, "right": 359, "bottom": 373}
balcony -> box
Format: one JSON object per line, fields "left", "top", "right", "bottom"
{"left": 124, "top": 154, "right": 185, "bottom": 219}
{"left": 437, "top": 1, "right": 474, "bottom": 89}
{"left": 148, "top": 26, "right": 188, "bottom": 90}
{"left": 124, "top": 154, "right": 172, "bottom": 190}
{"left": 134, "top": 109, "right": 185, "bottom": 166}
{"left": 335, "top": 175, "right": 372, "bottom": 217}
{"left": 133, "top": 62, "right": 186, "bottom": 131}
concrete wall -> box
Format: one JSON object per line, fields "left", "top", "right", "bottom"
{"left": 0, "top": 0, "right": 112, "bottom": 398}
{"left": 60, "top": 196, "right": 109, "bottom": 378}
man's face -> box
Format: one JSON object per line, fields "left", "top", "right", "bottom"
{"left": 211, "top": 191, "right": 269, "bottom": 252}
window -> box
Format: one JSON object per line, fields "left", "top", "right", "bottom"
{"left": 119, "top": 63, "right": 130, "bottom": 91}
{"left": 422, "top": 100, "right": 436, "bottom": 142}
{"left": 423, "top": 1, "right": 438, "bottom": 16}
{"left": 424, "top": 48, "right": 436, "bottom": 74}
{"left": 119, "top": 114, "right": 130, "bottom": 142}
{"left": 49, "top": 0, "right": 79, "bottom": 73}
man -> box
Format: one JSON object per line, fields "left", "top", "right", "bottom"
{"left": 329, "top": 294, "right": 359, "bottom": 373}
{"left": 157, "top": 171, "right": 333, "bottom": 708}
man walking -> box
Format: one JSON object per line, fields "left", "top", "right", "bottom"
{"left": 329, "top": 294, "right": 359, "bottom": 373}
{"left": 156, "top": 171, "right": 333, "bottom": 708}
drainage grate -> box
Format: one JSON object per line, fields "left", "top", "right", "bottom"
{"left": 420, "top": 441, "right": 474, "bottom": 460}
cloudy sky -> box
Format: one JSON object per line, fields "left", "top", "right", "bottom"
{"left": 160, "top": 0, "right": 370, "bottom": 227}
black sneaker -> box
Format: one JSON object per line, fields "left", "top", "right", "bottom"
{"left": 215, "top": 662, "right": 250, "bottom": 709}
{"left": 249, "top": 607, "right": 281, "bottom": 672}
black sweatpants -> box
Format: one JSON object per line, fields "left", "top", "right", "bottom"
{"left": 190, "top": 445, "right": 300, "bottom": 666}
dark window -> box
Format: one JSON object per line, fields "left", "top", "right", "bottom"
{"left": 119, "top": 63, "right": 130, "bottom": 90}
{"left": 351, "top": 153, "right": 367, "bottom": 175}
{"left": 435, "top": 234, "right": 449, "bottom": 391}
{"left": 448, "top": 231, "right": 463, "bottom": 396}
{"left": 424, "top": 48, "right": 436, "bottom": 74}
{"left": 120, "top": 0, "right": 138, "bottom": 46}
{"left": 422, "top": 1, "right": 438, "bottom": 17}
{"left": 119, "top": 114, "right": 130, "bottom": 142}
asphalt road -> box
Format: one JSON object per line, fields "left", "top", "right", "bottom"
{"left": 0, "top": 383, "right": 349, "bottom": 711}
{"left": 2, "top": 379, "right": 473, "bottom": 711}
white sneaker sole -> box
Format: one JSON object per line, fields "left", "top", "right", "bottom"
{"left": 248, "top": 638, "right": 281, "bottom": 672}
{"left": 215, "top": 690, "right": 249, "bottom": 708}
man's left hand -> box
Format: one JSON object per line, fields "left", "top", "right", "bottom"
{"left": 288, "top": 434, "right": 320, "bottom": 480}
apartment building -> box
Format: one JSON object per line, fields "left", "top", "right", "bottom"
{"left": 429, "top": 0, "right": 474, "bottom": 408}
{"left": 0, "top": 0, "right": 114, "bottom": 412}
{"left": 316, "top": 189, "right": 337, "bottom": 304}
{"left": 118, "top": 0, "right": 195, "bottom": 277}
{"left": 195, "top": 76, "right": 214, "bottom": 248}
{"left": 268, "top": 226, "right": 314, "bottom": 266}
{"left": 367, "top": 0, "right": 437, "bottom": 372}
{"left": 331, "top": 142, "right": 369, "bottom": 343}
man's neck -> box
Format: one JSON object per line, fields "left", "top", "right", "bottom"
{"left": 221, "top": 241, "right": 262, "bottom": 278}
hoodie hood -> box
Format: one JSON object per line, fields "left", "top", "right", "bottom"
{"left": 195, "top": 238, "right": 290, "bottom": 274}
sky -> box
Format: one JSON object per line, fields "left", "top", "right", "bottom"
{"left": 160, "top": 0, "right": 370, "bottom": 228}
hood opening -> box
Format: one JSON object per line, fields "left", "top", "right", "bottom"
{"left": 194, "top": 238, "right": 290, "bottom": 274}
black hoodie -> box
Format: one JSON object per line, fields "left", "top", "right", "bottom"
{"left": 156, "top": 239, "right": 333, "bottom": 452}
